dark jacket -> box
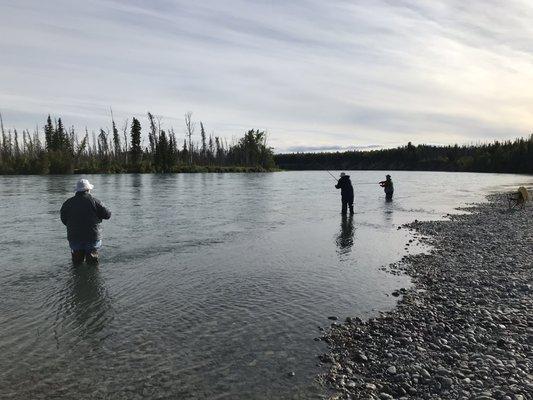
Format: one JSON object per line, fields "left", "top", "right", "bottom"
{"left": 380, "top": 179, "right": 394, "bottom": 194}
{"left": 60, "top": 192, "right": 111, "bottom": 242}
{"left": 335, "top": 176, "right": 354, "bottom": 202}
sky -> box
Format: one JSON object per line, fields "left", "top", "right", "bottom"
{"left": 1, "top": 0, "right": 533, "bottom": 152}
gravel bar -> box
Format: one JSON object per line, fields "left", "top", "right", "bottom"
{"left": 318, "top": 193, "right": 532, "bottom": 400}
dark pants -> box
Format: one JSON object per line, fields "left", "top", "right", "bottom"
{"left": 342, "top": 199, "right": 354, "bottom": 214}
{"left": 69, "top": 240, "right": 101, "bottom": 265}
{"left": 385, "top": 191, "right": 394, "bottom": 200}
{"left": 71, "top": 250, "right": 99, "bottom": 265}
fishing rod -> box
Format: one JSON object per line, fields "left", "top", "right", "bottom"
{"left": 326, "top": 171, "right": 338, "bottom": 181}
{"left": 326, "top": 171, "right": 377, "bottom": 185}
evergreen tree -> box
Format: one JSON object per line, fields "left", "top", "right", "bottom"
{"left": 130, "top": 117, "right": 142, "bottom": 167}
{"left": 52, "top": 118, "right": 65, "bottom": 151}
{"left": 44, "top": 115, "right": 53, "bottom": 150}
{"left": 200, "top": 122, "right": 207, "bottom": 163}
{"left": 112, "top": 119, "right": 120, "bottom": 158}
{"left": 208, "top": 135, "right": 214, "bottom": 164}
{"left": 182, "top": 139, "right": 188, "bottom": 164}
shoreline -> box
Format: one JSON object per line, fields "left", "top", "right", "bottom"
{"left": 0, "top": 166, "right": 280, "bottom": 176}
{"left": 318, "top": 192, "right": 532, "bottom": 399}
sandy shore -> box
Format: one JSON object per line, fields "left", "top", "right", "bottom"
{"left": 318, "top": 193, "right": 532, "bottom": 400}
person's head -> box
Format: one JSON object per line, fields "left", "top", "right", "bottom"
{"left": 340, "top": 172, "right": 346, "bottom": 178}
{"left": 75, "top": 178, "right": 94, "bottom": 193}
{"left": 386, "top": 174, "right": 391, "bottom": 180}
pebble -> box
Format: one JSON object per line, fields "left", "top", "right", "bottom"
{"left": 319, "top": 194, "right": 533, "bottom": 399}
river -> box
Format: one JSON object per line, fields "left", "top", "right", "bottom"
{"left": 0, "top": 171, "right": 530, "bottom": 399}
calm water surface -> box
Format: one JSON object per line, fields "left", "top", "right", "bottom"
{"left": 0, "top": 171, "right": 531, "bottom": 399}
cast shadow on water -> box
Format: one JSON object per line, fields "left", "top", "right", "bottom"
{"left": 335, "top": 214, "right": 355, "bottom": 256}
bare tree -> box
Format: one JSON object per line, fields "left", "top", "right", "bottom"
{"left": 184, "top": 112, "right": 195, "bottom": 165}
{"left": 122, "top": 119, "right": 129, "bottom": 164}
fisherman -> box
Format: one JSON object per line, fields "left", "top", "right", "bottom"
{"left": 379, "top": 174, "right": 394, "bottom": 200}
{"left": 60, "top": 179, "right": 111, "bottom": 265}
{"left": 335, "top": 172, "right": 354, "bottom": 215}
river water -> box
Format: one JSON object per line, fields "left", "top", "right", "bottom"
{"left": 0, "top": 171, "right": 531, "bottom": 399}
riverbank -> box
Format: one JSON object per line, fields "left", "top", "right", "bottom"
{"left": 0, "top": 165, "right": 279, "bottom": 175}
{"left": 318, "top": 192, "right": 532, "bottom": 399}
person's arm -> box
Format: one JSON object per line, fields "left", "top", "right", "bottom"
{"left": 60, "top": 201, "right": 68, "bottom": 225}
{"left": 335, "top": 180, "right": 341, "bottom": 189}
{"left": 95, "top": 199, "right": 112, "bottom": 220}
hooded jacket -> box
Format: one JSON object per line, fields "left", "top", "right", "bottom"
{"left": 335, "top": 175, "right": 354, "bottom": 202}
{"left": 60, "top": 192, "right": 111, "bottom": 242}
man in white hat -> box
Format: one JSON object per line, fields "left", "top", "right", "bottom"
{"left": 60, "top": 178, "right": 111, "bottom": 264}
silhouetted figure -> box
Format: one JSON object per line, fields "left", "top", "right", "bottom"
{"left": 335, "top": 214, "right": 355, "bottom": 255}
{"left": 60, "top": 179, "right": 111, "bottom": 265}
{"left": 379, "top": 174, "right": 394, "bottom": 201}
{"left": 335, "top": 172, "right": 354, "bottom": 214}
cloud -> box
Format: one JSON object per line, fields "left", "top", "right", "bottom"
{"left": 1, "top": 0, "right": 533, "bottom": 152}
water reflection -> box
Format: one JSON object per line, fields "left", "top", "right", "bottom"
{"left": 383, "top": 198, "right": 395, "bottom": 223}
{"left": 335, "top": 214, "right": 355, "bottom": 256}
{"left": 67, "top": 265, "right": 113, "bottom": 337}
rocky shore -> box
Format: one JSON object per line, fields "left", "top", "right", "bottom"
{"left": 318, "top": 193, "right": 532, "bottom": 400}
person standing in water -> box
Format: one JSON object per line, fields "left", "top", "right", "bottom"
{"left": 335, "top": 172, "right": 354, "bottom": 215}
{"left": 379, "top": 174, "right": 394, "bottom": 200}
{"left": 60, "top": 179, "right": 111, "bottom": 265}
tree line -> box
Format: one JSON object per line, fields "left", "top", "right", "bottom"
{"left": 275, "top": 136, "right": 533, "bottom": 174}
{"left": 0, "top": 112, "right": 276, "bottom": 174}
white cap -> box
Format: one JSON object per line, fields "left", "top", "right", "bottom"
{"left": 75, "top": 178, "right": 94, "bottom": 192}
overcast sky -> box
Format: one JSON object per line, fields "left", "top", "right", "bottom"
{"left": 1, "top": 0, "right": 533, "bottom": 152}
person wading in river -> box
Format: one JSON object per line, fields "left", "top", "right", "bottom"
{"left": 379, "top": 174, "right": 394, "bottom": 201}
{"left": 60, "top": 179, "right": 111, "bottom": 265}
{"left": 335, "top": 172, "right": 354, "bottom": 215}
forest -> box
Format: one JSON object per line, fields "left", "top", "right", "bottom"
{"left": 0, "top": 112, "right": 276, "bottom": 174}
{"left": 275, "top": 136, "right": 533, "bottom": 174}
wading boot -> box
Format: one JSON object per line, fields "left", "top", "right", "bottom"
{"left": 71, "top": 250, "right": 86, "bottom": 265}
{"left": 85, "top": 251, "right": 99, "bottom": 265}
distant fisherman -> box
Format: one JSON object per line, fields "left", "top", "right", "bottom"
{"left": 379, "top": 174, "right": 394, "bottom": 200}
{"left": 60, "top": 179, "right": 111, "bottom": 265}
{"left": 335, "top": 172, "right": 354, "bottom": 215}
